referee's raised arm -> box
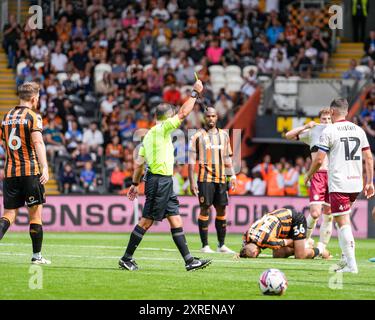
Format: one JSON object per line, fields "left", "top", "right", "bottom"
{"left": 177, "top": 80, "right": 204, "bottom": 120}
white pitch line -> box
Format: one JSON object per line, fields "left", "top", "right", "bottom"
{"left": 0, "top": 251, "right": 362, "bottom": 269}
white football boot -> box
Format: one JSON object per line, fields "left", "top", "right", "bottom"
{"left": 217, "top": 244, "right": 235, "bottom": 254}
{"left": 200, "top": 245, "right": 215, "bottom": 253}
{"left": 31, "top": 257, "right": 51, "bottom": 265}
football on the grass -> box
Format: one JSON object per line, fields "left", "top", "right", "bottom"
{"left": 259, "top": 269, "right": 288, "bottom": 296}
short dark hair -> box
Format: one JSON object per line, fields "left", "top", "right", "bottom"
{"left": 330, "top": 98, "right": 348, "bottom": 109}
{"left": 156, "top": 103, "right": 174, "bottom": 120}
{"left": 330, "top": 98, "right": 349, "bottom": 115}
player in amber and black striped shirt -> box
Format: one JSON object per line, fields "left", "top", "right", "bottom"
{"left": 188, "top": 107, "right": 237, "bottom": 254}
{"left": 239, "top": 208, "right": 330, "bottom": 259}
{"left": 0, "top": 82, "right": 50, "bottom": 265}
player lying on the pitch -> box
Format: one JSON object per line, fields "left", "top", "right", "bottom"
{"left": 238, "top": 208, "right": 330, "bottom": 259}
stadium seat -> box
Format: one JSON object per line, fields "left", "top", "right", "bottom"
{"left": 355, "top": 65, "right": 370, "bottom": 77}
{"left": 16, "top": 61, "right": 27, "bottom": 76}
{"left": 209, "top": 65, "right": 224, "bottom": 74}
{"left": 94, "top": 63, "right": 112, "bottom": 83}
{"left": 71, "top": 73, "right": 80, "bottom": 83}
{"left": 243, "top": 65, "right": 258, "bottom": 78}
{"left": 211, "top": 80, "right": 227, "bottom": 95}
{"left": 194, "top": 65, "right": 203, "bottom": 73}
{"left": 73, "top": 105, "right": 86, "bottom": 116}
{"left": 225, "top": 65, "right": 242, "bottom": 78}
{"left": 34, "top": 61, "right": 45, "bottom": 70}
{"left": 56, "top": 72, "right": 68, "bottom": 84}
{"left": 143, "top": 64, "right": 153, "bottom": 72}
{"left": 226, "top": 81, "right": 243, "bottom": 93}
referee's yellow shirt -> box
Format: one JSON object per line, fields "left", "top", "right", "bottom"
{"left": 139, "top": 115, "right": 181, "bottom": 176}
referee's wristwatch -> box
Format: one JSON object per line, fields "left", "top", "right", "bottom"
{"left": 131, "top": 182, "right": 139, "bottom": 187}
{"left": 191, "top": 90, "right": 199, "bottom": 98}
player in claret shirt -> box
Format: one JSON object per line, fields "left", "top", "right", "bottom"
{"left": 306, "top": 98, "right": 375, "bottom": 273}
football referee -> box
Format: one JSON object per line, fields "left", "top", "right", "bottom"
{"left": 119, "top": 79, "right": 212, "bottom": 272}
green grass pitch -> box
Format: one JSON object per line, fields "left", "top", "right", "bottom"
{"left": 0, "top": 232, "right": 375, "bottom": 300}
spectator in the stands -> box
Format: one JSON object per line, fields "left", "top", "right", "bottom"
{"left": 109, "top": 163, "right": 126, "bottom": 193}
{"left": 229, "top": 161, "right": 252, "bottom": 195}
{"left": 176, "top": 58, "right": 195, "bottom": 85}
{"left": 105, "top": 135, "right": 123, "bottom": 169}
{"left": 343, "top": 59, "right": 362, "bottom": 80}
{"left": 80, "top": 161, "right": 97, "bottom": 192}
{"left": 304, "top": 40, "right": 318, "bottom": 66}
{"left": 60, "top": 163, "right": 77, "bottom": 194}
{"left": 283, "top": 161, "right": 299, "bottom": 196}
{"left": 44, "top": 120, "right": 67, "bottom": 158}
{"left": 170, "top": 31, "right": 190, "bottom": 54}
{"left": 51, "top": 45, "right": 68, "bottom": 72}
{"left": 206, "top": 40, "right": 224, "bottom": 65}
{"left": 293, "top": 47, "right": 312, "bottom": 78}
{"left": 271, "top": 50, "right": 291, "bottom": 77}
{"left": 266, "top": 162, "right": 285, "bottom": 196}
{"left": 249, "top": 171, "right": 266, "bottom": 196}
{"left": 30, "top": 38, "right": 49, "bottom": 62}
{"left": 163, "top": 83, "right": 181, "bottom": 105}
{"left": 83, "top": 122, "right": 104, "bottom": 156}
{"left": 100, "top": 93, "right": 117, "bottom": 116}
{"left": 213, "top": 8, "right": 233, "bottom": 33}
{"left": 65, "top": 120, "right": 83, "bottom": 153}
{"left": 241, "top": 68, "right": 258, "bottom": 98}
{"left": 216, "top": 91, "right": 233, "bottom": 126}
{"left": 364, "top": 30, "right": 375, "bottom": 60}
{"left": 352, "top": 0, "right": 368, "bottom": 42}
{"left": 266, "top": 19, "right": 284, "bottom": 45}
{"left": 2, "top": 14, "right": 22, "bottom": 68}
{"left": 252, "top": 154, "right": 273, "bottom": 182}
{"left": 96, "top": 72, "right": 116, "bottom": 95}
{"left": 311, "top": 28, "right": 329, "bottom": 71}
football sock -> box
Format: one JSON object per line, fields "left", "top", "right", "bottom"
{"left": 336, "top": 223, "right": 347, "bottom": 263}
{"left": 0, "top": 217, "right": 10, "bottom": 240}
{"left": 122, "top": 225, "right": 146, "bottom": 261}
{"left": 171, "top": 227, "right": 193, "bottom": 264}
{"left": 306, "top": 214, "right": 317, "bottom": 239}
{"left": 215, "top": 217, "right": 227, "bottom": 247}
{"left": 198, "top": 215, "right": 209, "bottom": 247}
{"left": 29, "top": 224, "right": 43, "bottom": 254}
{"left": 339, "top": 224, "right": 357, "bottom": 270}
{"left": 318, "top": 214, "right": 333, "bottom": 251}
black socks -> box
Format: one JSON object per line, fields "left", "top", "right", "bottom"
{"left": 171, "top": 227, "right": 193, "bottom": 264}
{"left": 122, "top": 225, "right": 146, "bottom": 261}
{"left": 0, "top": 217, "right": 10, "bottom": 240}
{"left": 29, "top": 223, "right": 43, "bottom": 254}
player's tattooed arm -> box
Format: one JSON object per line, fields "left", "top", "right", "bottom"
{"left": 285, "top": 121, "right": 316, "bottom": 140}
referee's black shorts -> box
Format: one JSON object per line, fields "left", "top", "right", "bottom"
{"left": 3, "top": 175, "right": 46, "bottom": 210}
{"left": 143, "top": 172, "right": 179, "bottom": 221}
{"left": 197, "top": 182, "right": 228, "bottom": 207}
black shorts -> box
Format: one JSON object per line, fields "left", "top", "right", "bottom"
{"left": 197, "top": 182, "right": 228, "bottom": 207}
{"left": 3, "top": 175, "right": 46, "bottom": 210}
{"left": 143, "top": 173, "right": 179, "bottom": 221}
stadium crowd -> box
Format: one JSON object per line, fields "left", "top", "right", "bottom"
{"left": 0, "top": 0, "right": 340, "bottom": 195}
